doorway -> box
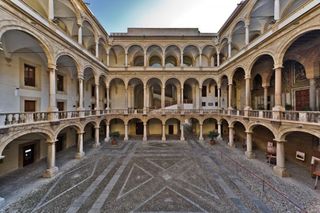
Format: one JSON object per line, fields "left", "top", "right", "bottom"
{"left": 136, "top": 122, "right": 144, "bottom": 135}
{"left": 56, "top": 134, "right": 65, "bottom": 152}
{"left": 169, "top": 125, "right": 174, "bottom": 135}
{"left": 23, "top": 144, "right": 35, "bottom": 167}
{"left": 296, "top": 89, "right": 309, "bottom": 111}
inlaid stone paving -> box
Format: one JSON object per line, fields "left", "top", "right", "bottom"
{"left": 1, "top": 137, "right": 319, "bottom": 213}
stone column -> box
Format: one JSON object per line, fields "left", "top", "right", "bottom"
{"left": 180, "top": 50, "right": 184, "bottom": 67}
{"left": 162, "top": 49, "right": 166, "bottom": 67}
{"left": 106, "top": 86, "right": 110, "bottom": 110}
{"left": 199, "top": 124, "right": 204, "bottom": 142}
{"left": 124, "top": 124, "right": 129, "bottom": 141}
{"left": 48, "top": 65, "right": 58, "bottom": 121}
{"left": 199, "top": 50, "right": 202, "bottom": 67}
{"left": 263, "top": 85, "right": 269, "bottom": 110}
{"left": 106, "top": 49, "right": 110, "bottom": 66}
{"left": 75, "top": 132, "right": 85, "bottom": 159}
{"left": 228, "top": 83, "right": 233, "bottom": 110}
{"left": 48, "top": 0, "right": 54, "bottom": 21}
{"left": 199, "top": 86, "right": 202, "bottom": 110}
{"left": 143, "top": 123, "right": 147, "bottom": 141}
{"left": 274, "top": 0, "right": 280, "bottom": 21}
{"left": 162, "top": 124, "right": 166, "bottom": 141}
{"left": 217, "top": 52, "right": 220, "bottom": 66}
{"left": 181, "top": 87, "right": 184, "bottom": 110}
{"left": 180, "top": 124, "right": 185, "bottom": 141}
{"left": 161, "top": 86, "right": 165, "bottom": 109}
{"left": 125, "top": 86, "right": 128, "bottom": 112}
{"left": 95, "top": 83, "right": 100, "bottom": 113}
{"left": 245, "top": 131, "right": 255, "bottom": 159}
{"left": 244, "top": 76, "right": 252, "bottom": 116}
{"left": 104, "top": 124, "right": 110, "bottom": 142}
{"left": 144, "top": 50, "right": 147, "bottom": 67}
{"left": 125, "top": 51, "right": 128, "bottom": 67}
{"left": 95, "top": 41, "right": 99, "bottom": 58}
{"left": 78, "top": 24, "right": 83, "bottom": 45}
{"left": 228, "top": 40, "right": 232, "bottom": 58}
{"left": 43, "top": 140, "right": 59, "bottom": 178}
{"left": 310, "top": 78, "right": 316, "bottom": 111}
{"left": 273, "top": 140, "right": 288, "bottom": 177}
{"left": 217, "top": 85, "right": 221, "bottom": 108}
{"left": 94, "top": 126, "right": 100, "bottom": 148}
{"left": 273, "top": 67, "right": 284, "bottom": 119}
{"left": 228, "top": 126, "right": 235, "bottom": 147}
{"left": 78, "top": 77, "right": 84, "bottom": 110}
{"left": 245, "top": 22, "right": 250, "bottom": 45}
{"left": 217, "top": 121, "right": 222, "bottom": 139}
{"left": 143, "top": 86, "right": 147, "bottom": 114}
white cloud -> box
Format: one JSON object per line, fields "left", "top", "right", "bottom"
{"left": 130, "top": 0, "right": 240, "bottom": 32}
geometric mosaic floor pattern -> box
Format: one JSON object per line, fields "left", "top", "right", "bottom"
{"left": 2, "top": 137, "right": 319, "bottom": 213}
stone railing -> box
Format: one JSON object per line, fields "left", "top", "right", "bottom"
{"left": 0, "top": 109, "right": 319, "bottom": 128}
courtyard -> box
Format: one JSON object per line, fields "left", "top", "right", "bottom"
{"left": 0, "top": 132, "right": 319, "bottom": 213}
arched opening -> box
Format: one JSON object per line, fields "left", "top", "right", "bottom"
{"left": 109, "top": 78, "right": 126, "bottom": 109}
{"left": 232, "top": 68, "right": 246, "bottom": 110}
{"left": 250, "top": 55, "right": 275, "bottom": 110}
{"left": 0, "top": 30, "right": 50, "bottom": 114}
{"left": 165, "top": 45, "right": 180, "bottom": 67}
{"left": 165, "top": 78, "right": 181, "bottom": 108}
{"left": 183, "top": 45, "right": 199, "bottom": 67}
{"left": 83, "top": 67, "right": 95, "bottom": 111}
{"left": 202, "top": 45, "right": 217, "bottom": 67}
{"left": 280, "top": 0, "right": 306, "bottom": 19}
{"left": 109, "top": 45, "right": 125, "bottom": 67}
{"left": 202, "top": 78, "right": 218, "bottom": 109}
{"left": 183, "top": 78, "right": 199, "bottom": 109}
{"left": 147, "top": 118, "right": 162, "bottom": 140}
{"left": 220, "top": 119, "right": 229, "bottom": 142}
{"left": 251, "top": 125, "right": 275, "bottom": 164}
{"left": 128, "top": 45, "right": 144, "bottom": 67}
{"left": 231, "top": 21, "right": 246, "bottom": 53}
{"left": 233, "top": 121, "right": 246, "bottom": 150}
{"left": 128, "top": 118, "right": 144, "bottom": 140}
{"left": 186, "top": 118, "right": 200, "bottom": 138}
{"left": 165, "top": 118, "right": 181, "bottom": 140}
{"left": 97, "top": 38, "right": 108, "bottom": 65}
{"left": 220, "top": 75, "right": 229, "bottom": 109}
{"left": 282, "top": 30, "right": 320, "bottom": 111}
{"left": 82, "top": 21, "right": 96, "bottom": 55}
{"left": 219, "top": 38, "right": 229, "bottom": 63}
{"left": 83, "top": 122, "right": 96, "bottom": 150}
{"left": 99, "top": 75, "right": 107, "bottom": 110}
{"left": 109, "top": 119, "right": 125, "bottom": 140}
{"left": 0, "top": 132, "right": 50, "bottom": 176}
{"left": 147, "top": 78, "right": 162, "bottom": 110}
{"left": 128, "top": 78, "right": 144, "bottom": 110}
{"left": 147, "top": 45, "right": 162, "bottom": 67}
{"left": 55, "top": 125, "right": 81, "bottom": 161}
{"left": 56, "top": 55, "right": 78, "bottom": 112}
{"left": 203, "top": 118, "right": 218, "bottom": 139}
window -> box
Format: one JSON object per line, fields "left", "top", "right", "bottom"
{"left": 57, "top": 102, "right": 64, "bottom": 111}
{"left": 57, "top": 74, "right": 64, "bottom": 92}
{"left": 202, "top": 102, "right": 206, "bottom": 107}
{"left": 24, "top": 100, "right": 36, "bottom": 112}
{"left": 24, "top": 64, "right": 36, "bottom": 87}
{"left": 202, "top": 86, "right": 207, "bottom": 97}
{"left": 91, "top": 85, "right": 95, "bottom": 97}
{"left": 215, "top": 86, "right": 218, "bottom": 97}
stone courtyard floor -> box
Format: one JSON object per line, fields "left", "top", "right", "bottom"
{"left": 0, "top": 134, "right": 320, "bottom": 213}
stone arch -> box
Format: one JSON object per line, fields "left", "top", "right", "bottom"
{"left": 0, "top": 129, "right": 54, "bottom": 156}
{"left": 229, "top": 119, "right": 247, "bottom": 129}
{"left": 82, "top": 120, "right": 99, "bottom": 130}
{"left": 247, "top": 122, "right": 276, "bottom": 138}
{"left": 248, "top": 52, "right": 276, "bottom": 73}
{"left": 54, "top": 123, "right": 82, "bottom": 140}
{"left": 278, "top": 128, "right": 320, "bottom": 141}
{"left": 0, "top": 25, "right": 54, "bottom": 65}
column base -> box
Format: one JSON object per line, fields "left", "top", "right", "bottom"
{"left": 124, "top": 137, "right": 129, "bottom": 141}
{"left": 43, "top": 166, "right": 59, "bottom": 178}
{"left": 180, "top": 137, "right": 185, "bottom": 142}
{"left": 93, "top": 142, "right": 101, "bottom": 148}
{"left": 199, "top": 137, "right": 204, "bottom": 142}
{"left": 104, "top": 137, "right": 110, "bottom": 142}
{"left": 245, "top": 151, "right": 255, "bottom": 159}
{"left": 143, "top": 137, "right": 147, "bottom": 142}
{"left": 228, "top": 142, "right": 235, "bottom": 148}
{"left": 75, "top": 152, "right": 85, "bottom": 159}
{"left": 273, "top": 166, "right": 289, "bottom": 177}
{"left": 162, "top": 137, "right": 166, "bottom": 142}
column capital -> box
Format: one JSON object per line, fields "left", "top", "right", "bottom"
{"left": 228, "top": 125, "right": 234, "bottom": 129}
{"left": 273, "top": 66, "right": 283, "bottom": 70}
{"left": 77, "top": 131, "right": 85, "bottom": 135}
{"left": 273, "top": 139, "right": 286, "bottom": 143}
{"left": 48, "top": 64, "right": 56, "bottom": 70}
{"left": 245, "top": 131, "right": 253, "bottom": 134}
{"left": 46, "top": 139, "right": 56, "bottom": 144}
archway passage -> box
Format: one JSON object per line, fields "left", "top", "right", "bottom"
{"left": 165, "top": 78, "right": 181, "bottom": 108}
{"left": 165, "top": 118, "right": 181, "bottom": 140}
{"left": 232, "top": 68, "right": 245, "bottom": 110}
{"left": 128, "top": 78, "right": 144, "bottom": 111}
{"left": 203, "top": 118, "right": 218, "bottom": 139}
{"left": 128, "top": 118, "right": 144, "bottom": 140}
{"left": 109, "top": 119, "right": 125, "bottom": 140}
{"left": 147, "top": 118, "right": 163, "bottom": 140}
{"left": 109, "top": 78, "right": 126, "bottom": 109}
{"left": 147, "top": 78, "right": 162, "bottom": 110}
{"left": 233, "top": 121, "right": 246, "bottom": 150}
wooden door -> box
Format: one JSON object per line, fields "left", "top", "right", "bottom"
{"left": 57, "top": 102, "right": 64, "bottom": 111}
{"left": 23, "top": 144, "right": 35, "bottom": 166}
{"left": 24, "top": 100, "right": 36, "bottom": 112}
{"left": 296, "top": 89, "right": 309, "bottom": 111}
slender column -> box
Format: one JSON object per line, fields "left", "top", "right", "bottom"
{"left": 161, "top": 86, "right": 165, "bottom": 109}
{"left": 125, "top": 86, "right": 128, "bottom": 111}
{"left": 181, "top": 87, "right": 184, "bottom": 110}
{"left": 263, "top": 85, "right": 269, "bottom": 110}
{"left": 95, "top": 41, "right": 99, "bottom": 58}
{"left": 180, "top": 50, "right": 184, "bottom": 67}
{"left": 245, "top": 131, "right": 255, "bottom": 159}
{"left": 228, "top": 83, "right": 233, "bottom": 110}
{"left": 273, "top": 140, "right": 288, "bottom": 177}
{"left": 143, "top": 123, "right": 147, "bottom": 141}
{"left": 199, "top": 50, "right": 202, "bottom": 67}
{"left": 75, "top": 132, "right": 85, "bottom": 159}
{"left": 162, "top": 50, "right": 166, "bottom": 67}
{"left": 93, "top": 126, "right": 100, "bottom": 148}
{"left": 162, "top": 124, "right": 166, "bottom": 141}
{"left": 245, "top": 22, "right": 250, "bottom": 45}
{"left": 273, "top": 67, "right": 283, "bottom": 111}
{"left": 180, "top": 125, "right": 185, "bottom": 141}
{"left": 104, "top": 124, "right": 110, "bottom": 142}
{"left": 144, "top": 50, "right": 147, "bottom": 67}
{"left": 217, "top": 121, "right": 222, "bottom": 139}
{"left": 78, "top": 24, "right": 83, "bottom": 45}
{"left": 217, "top": 85, "right": 221, "bottom": 108}
{"left": 177, "top": 86, "right": 181, "bottom": 105}
{"left": 274, "top": 0, "right": 280, "bottom": 21}
{"left": 228, "top": 40, "right": 232, "bottom": 58}
{"left": 244, "top": 76, "right": 252, "bottom": 112}
{"left": 125, "top": 51, "right": 128, "bottom": 67}
{"left": 310, "top": 78, "right": 316, "bottom": 111}
{"left": 48, "top": 65, "right": 58, "bottom": 121}
{"left": 78, "top": 77, "right": 84, "bottom": 110}
{"left": 124, "top": 124, "right": 128, "bottom": 141}
{"left": 95, "top": 83, "right": 100, "bottom": 114}
{"left": 43, "top": 140, "right": 59, "bottom": 178}
{"left": 199, "top": 87, "right": 202, "bottom": 110}
{"left": 106, "top": 86, "right": 110, "bottom": 110}
{"left": 217, "top": 52, "right": 220, "bottom": 66}
{"left": 143, "top": 86, "right": 147, "bottom": 113}
{"left": 199, "top": 124, "right": 204, "bottom": 142}
{"left": 106, "top": 49, "right": 110, "bottom": 66}
{"left": 48, "top": 0, "right": 54, "bottom": 21}
{"left": 228, "top": 126, "right": 234, "bottom": 147}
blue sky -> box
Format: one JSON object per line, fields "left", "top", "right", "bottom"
{"left": 85, "top": 0, "right": 241, "bottom": 33}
